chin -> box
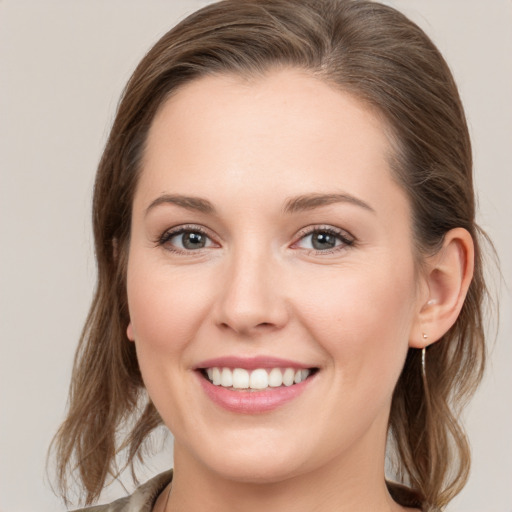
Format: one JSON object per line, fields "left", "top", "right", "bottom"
{"left": 208, "top": 455, "right": 308, "bottom": 485}
{"left": 180, "top": 430, "right": 313, "bottom": 485}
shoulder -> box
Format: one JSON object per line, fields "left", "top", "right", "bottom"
{"left": 71, "top": 470, "right": 173, "bottom": 512}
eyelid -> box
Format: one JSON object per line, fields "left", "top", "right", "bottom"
{"left": 291, "top": 224, "right": 356, "bottom": 253}
{"left": 155, "top": 224, "right": 220, "bottom": 252}
{"left": 154, "top": 223, "right": 355, "bottom": 255}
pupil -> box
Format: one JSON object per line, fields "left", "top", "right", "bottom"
{"left": 183, "top": 232, "right": 205, "bottom": 249}
{"left": 312, "top": 232, "right": 336, "bottom": 250}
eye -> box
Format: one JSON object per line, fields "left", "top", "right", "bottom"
{"left": 294, "top": 227, "right": 354, "bottom": 252}
{"left": 158, "top": 226, "right": 217, "bottom": 252}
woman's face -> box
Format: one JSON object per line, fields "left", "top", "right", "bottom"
{"left": 126, "top": 69, "right": 427, "bottom": 483}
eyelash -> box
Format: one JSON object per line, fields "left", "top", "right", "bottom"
{"left": 293, "top": 225, "right": 355, "bottom": 255}
{"left": 155, "top": 224, "right": 355, "bottom": 255}
{"left": 156, "top": 224, "right": 215, "bottom": 254}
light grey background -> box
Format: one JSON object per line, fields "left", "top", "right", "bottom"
{"left": 0, "top": 1, "right": 510, "bottom": 511}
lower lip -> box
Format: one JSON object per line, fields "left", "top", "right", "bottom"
{"left": 197, "top": 372, "right": 314, "bottom": 413}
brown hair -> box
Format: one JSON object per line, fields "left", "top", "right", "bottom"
{"left": 51, "top": 1, "right": 489, "bottom": 509}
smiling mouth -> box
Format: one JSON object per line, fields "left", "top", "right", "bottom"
{"left": 200, "top": 367, "right": 318, "bottom": 391}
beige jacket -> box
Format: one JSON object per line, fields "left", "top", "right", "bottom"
{"left": 72, "top": 471, "right": 172, "bottom": 512}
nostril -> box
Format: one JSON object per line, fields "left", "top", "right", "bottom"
{"left": 217, "top": 320, "right": 281, "bottom": 335}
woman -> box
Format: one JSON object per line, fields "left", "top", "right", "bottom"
{"left": 51, "top": 0, "right": 490, "bottom": 511}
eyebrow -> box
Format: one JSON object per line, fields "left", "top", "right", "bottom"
{"left": 145, "top": 191, "right": 375, "bottom": 217}
{"left": 145, "top": 194, "right": 215, "bottom": 216}
{"left": 283, "top": 193, "right": 375, "bottom": 214}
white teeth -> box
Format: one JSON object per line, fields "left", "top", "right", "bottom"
{"left": 232, "top": 368, "right": 249, "bottom": 389}
{"left": 282, "top": 368, "right": 295, "bottom": 386}
{"left": 294, "top": 369, "right": 310, "bottom": 384}
{"left": 212, "top": 367, "right": 222, "bottom": 385}
{"left": 268, "top": 367, "right": 283, "bottom": 387}
{"left": 221, "top": 367, "right": 233, "bottom": 387}
{"left": 249, "top": 369, "right": 268, "bottom": 390}
{"left": 205, "top": 367, "right": 312, "bottom": 390}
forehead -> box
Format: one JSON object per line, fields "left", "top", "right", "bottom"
{"left": 137, "top": 68, "right": 407, "bottom": 220}
{"left": 147, "top": 68, "right": 392, "bottom": 160}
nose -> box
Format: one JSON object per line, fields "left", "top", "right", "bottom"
{"left": 213, "top": 249, "right": 290, "bottom": 337}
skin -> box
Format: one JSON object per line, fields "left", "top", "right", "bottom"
{"left": 126, "top": 69, "right": 473, "bottom": 511}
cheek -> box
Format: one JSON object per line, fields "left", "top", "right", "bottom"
{"left": 125, "top": 253, "right": 213, "bottom": 426}
{"left": 296, "top": 261, "right": 416, "bottom": 382}
{"left": 126, "top": 254, "right": 211, "bottom": 355}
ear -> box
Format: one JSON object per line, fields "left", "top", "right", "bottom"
{"left": 126, "top": 322, "right": 135, "bottom": 342}
{"left": 409, "top": 228, "right": 474, "bottom": 348}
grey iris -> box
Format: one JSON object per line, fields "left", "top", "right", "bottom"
{"left": 312, "top": 232, "right": 336, "bottom": 250}
{"left": 183, "top": 232, "right": 206, "bottom": 249}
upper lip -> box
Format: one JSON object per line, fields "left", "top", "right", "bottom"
{"left": 195, "top": 356, "right": 316, "bottom": 370}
